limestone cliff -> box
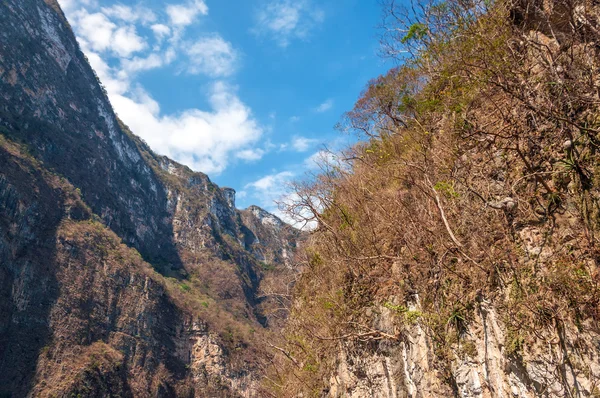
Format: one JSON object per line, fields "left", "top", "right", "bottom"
{"left": 0, "top": 0, "right": 301, "bottom": 396}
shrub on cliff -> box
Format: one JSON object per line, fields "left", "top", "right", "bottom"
{"left": 264, "top": 0, "right": 600, "bottom": 395}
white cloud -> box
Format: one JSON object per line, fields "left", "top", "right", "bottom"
{"left": 151, "top": 24, "right": 171, "bottom": 41}
{"left": 254, "top": 0, "right": 325, "bottom": 48}
{"left": 166, "top": 0, "right": 208, "bottom": 27}
{"left": 101, "top": 5, "right": 156, "bottom": 24}
{"left": 289, "top": 115, "right": 300, "bottom": 123}
{"left": 244, "top": 171, "right": 317, "bottom": 229}
{"left": 244, "top": 171, "right": 298, "bottom": 224}
{"left": 303, "top": 150, "right": 338, "bottom": 170}
{"left": 84, "top": 50, "right": 131, "bottom": 95}
{"left": 112, "top": 82, "right": 263, "bottom": 174}
{"left": 291, "top": 136, "right": 318, "bottom": 152}
{"left": 59, "top": 0, "right": 96, "bottom": 13}
{"left": 315, "top": 98, "right": 333, "bottom": 113}
{"left": 122, "top": 53, "right": 167, "bottom": 74}
{"left": 247, "top": 171, "right": 295, "bottom": 191}
{"left": 236, "top": 148, "right": 265, "bottom": 161}
{"left": 279, "top": 191, "right": 319, "bottom": 230}
{"left": 185, "top": 36, "right": 239, "bottom": 77}
{"left": 112, "top": 26, "right": 147, "bottom": 57}
{"left": 58, "top": 0, "right": 74, "bottom": 11}
{"left": 73, "top": 11, "right": 116, "bottom": 53}
{"left": 68, "top": 9, "right": 148, "bottom": 58}
{"left": 57, "top": 0, "right": 265, "bottom": 176}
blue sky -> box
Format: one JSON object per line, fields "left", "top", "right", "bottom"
{"left": 57, "top": 0, "right": 393, "bottom": 218}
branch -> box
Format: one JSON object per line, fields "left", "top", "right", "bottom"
{"left": 314, "top": 329, "right": 398, "bottom": 342}
{"left": 267, "top": 342, "right": 301, "bottom": 368}
{"left": 426, "top": 177, "right": 463, "bottom": 248}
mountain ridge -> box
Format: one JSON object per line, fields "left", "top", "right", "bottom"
{"left": 0, "top": 0, "right": 302, "bottom": 396}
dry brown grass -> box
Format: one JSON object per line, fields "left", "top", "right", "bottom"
{"left": 264, "top": 0, "right": 600, "bottom": 395}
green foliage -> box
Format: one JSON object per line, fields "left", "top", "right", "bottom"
{"left": 308, "top": 251, "right": 323, "bottom": 267}
{"left": 460, "top": 341, "right": 478, "bottom": 359}
{"left": 401, "top": 23, "right": 428, "bottom": 44}
{"left": 364, "top": 140, "right": 393, "bottom": 163}
{"left": 447, "top": 308, "right": 466, "bottom": 333}
{"left": 260, "top": 261, "right": 276, "bottom": 271}
{"left": 434, "top": 181, "right": 459, "bottom": 198}
{"left": 505, "top": 328, "right": 524, "bottom": 356}
{"left": 383, "top": 302, "right": 422, "bottom": 324}
{"left": 179, "top": 283, "right": 191, "bottom": 293}
{"left": 321, "top": 300, "right": 335, "bottom": 310}
{"left": 338, "top": 204, "right": 355, "bottom": 230}
{"left": 302, "top": 361, "right": 319, "bottom": 373}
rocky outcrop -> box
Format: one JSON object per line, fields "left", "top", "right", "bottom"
{"left": 328, "top": 302, "right": 600, "bottom": 397}
{"left": 222, "top": 188, "right": 237, "bottom": 209}
{"left": 0, "top": 135, "right": 264, "bottom": 396}
{"left": 240, "top": 205, "right": 301, "bottom": 268}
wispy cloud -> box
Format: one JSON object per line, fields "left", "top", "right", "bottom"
{"left": 246, "top": 171, "right": 295, "bottom": 191}
{"left": 241, "top": 149, "right": 340, "bottom": 218}
{"left": 166, "top": 0, "right": 208, "bottom": 27}
{"left": 244, "top": 169, "right": 319, "bottom": 229}
{"left": 236, "top": 148, "right": 266, "bottom": 162}
{"left": 303, "top": 149, "right": 338, "bottom": 170}
{"left": 112, "top": 26, "right": 148, "bottom": 57}
{"left": 315, "top": 98, "right": 333, "bottom": 113}
{"left": 101, "top": 4, "right": 156, "bottom": 24}
{"left": 121, "top": 52, "right": 171, "bottom": 74}
{"left": 253, "top": 0, "right": 325, "bottom": 48}
{"left": 291, "top": 136, "right": 318, "bottom": 152}
{"left": 151, "top": 24, "right": 171, "bottom": 42}
{"left": 184, "top": 35, "right": 239, "bottom": 77}
{"left": 244, "top": 171, "right": 299, "bottom": 224}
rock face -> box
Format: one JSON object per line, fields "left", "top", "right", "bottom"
{"left": 328, "top": 302, "right": 600, "bottom": 397}
{"left": 0, "top": 0, "right": 301, "bottom": 396}
{"left": 222, "top": 188, "right": 237, "bottom": 209}
{"left": 0, "top": 0, "right": 176, "bottom": 267}
{"left": 240, "top": 206, "right": 299, "bottom": 268}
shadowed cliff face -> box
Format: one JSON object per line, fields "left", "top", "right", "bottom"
{"left": 0, "top": 0, "right": 179, "bottom": 268}
{"left": 0, "top": 141, "right": 65, "bottom": 396}
{"left": 0, "top": 0, "right": 302, "bottom": 396}
{"left": 0, "top": 142, "right": 188, "bottom": 396}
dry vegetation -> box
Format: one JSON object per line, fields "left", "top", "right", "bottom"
{"left": 264, "top": 0, "right": 600, "bottom": 395}
{"left": 0, "top": 132, "right": 261, "bottom": 395}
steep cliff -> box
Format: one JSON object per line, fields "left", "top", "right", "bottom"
{"left": 0, "top": 0, "right": 301, "bottom": 396}
{"left": 266, "top": 0, "right": 600, "bottom": 396}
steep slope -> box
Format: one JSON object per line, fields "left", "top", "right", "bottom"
{"left": 240, "top": 205, "right": 300, "bottom": 269}
{"left": 0, "top": 0, "right": 177, "bottom": 268}
{"left": 0, "top": 0, "right": 301, "bottom": 396}
{"left": 266, "top": 0, "right": 600, "bottom": 396}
